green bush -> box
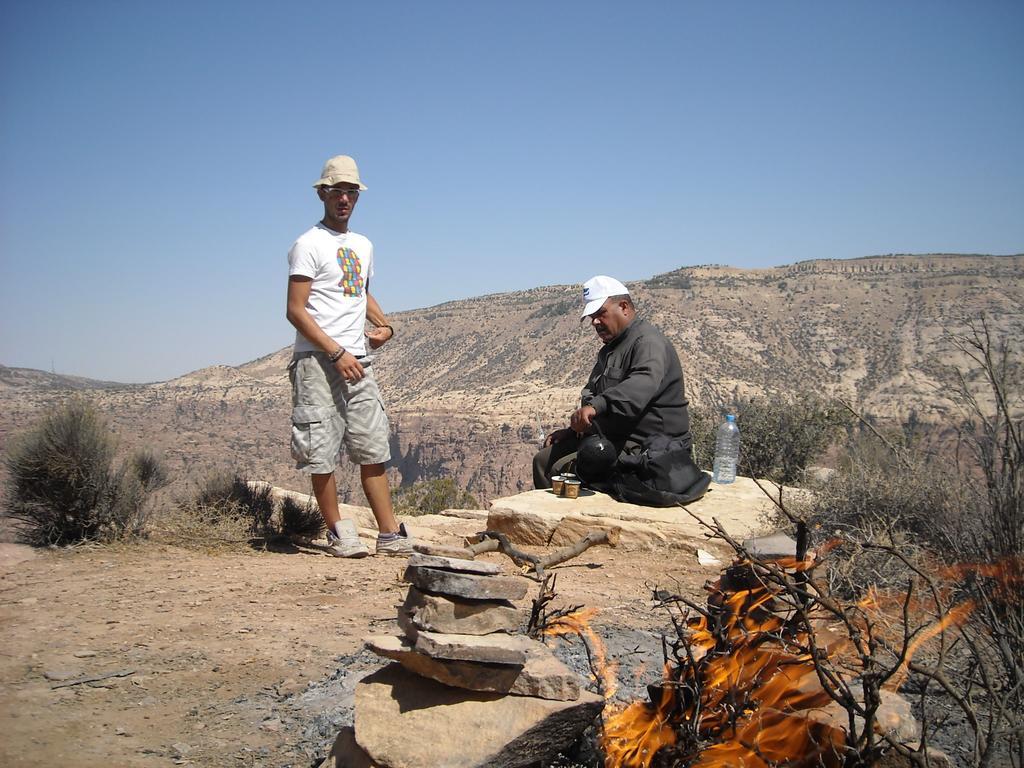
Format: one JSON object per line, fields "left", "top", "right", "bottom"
{"left": 3, "top": 400, "right": 168, "bottom": 545}
{"left": 392, "top": 477, "right": 479, "bottom": 516}
{"left": 691, "top": 395, "right": 848, "bottom": 484}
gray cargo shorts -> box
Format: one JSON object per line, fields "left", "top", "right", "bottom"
{"left": 288, "top": 352, "right": 391, "bottom": 473}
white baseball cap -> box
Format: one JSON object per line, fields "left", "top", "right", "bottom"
{"left": 581, "top": 275, "right": 629, "bottom": 318}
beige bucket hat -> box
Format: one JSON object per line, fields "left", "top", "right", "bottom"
{"left": 313, "top": 155, "right": 367, "bottom": 190}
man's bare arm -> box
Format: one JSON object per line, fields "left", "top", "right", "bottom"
{"left": 364, "top": 289, "right": 394, "bottom": 350}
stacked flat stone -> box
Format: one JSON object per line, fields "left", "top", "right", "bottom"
{"left": 341, "top": 553, "right": 603, "bottom": 768}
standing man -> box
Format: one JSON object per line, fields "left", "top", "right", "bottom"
{"left": 533, "top": 275, "right": 693, "bottom": 488}
{"left": 286, "top": 155, "right": 413, "bottom": 557}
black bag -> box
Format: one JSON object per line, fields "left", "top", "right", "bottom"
{"left": 579, "top": 434, "right": 711, "bottom": 507}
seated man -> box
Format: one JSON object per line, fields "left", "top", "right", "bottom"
{"left": 533, "top": 275, "right": 693, "bottom": 489}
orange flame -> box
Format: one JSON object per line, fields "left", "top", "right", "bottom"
{"left": 592, "top": 552, "right": 1004, "bottom": 768}
{"left": 543, "top": 607, "right": 619, "bottom": 700}
{"left": 597, "top": 554, "right": 987, "bottom": 768}
{"left": 940, "top": 556, "right": 1024, "bottom": 603}
{"left": 600, "top": 563, "right": 846, "bottom": 768}
{"left": 887, "top": 599, "right": 975, "bottom": 689}
{"left": 602, "top": 690, "right": 677, "bottom": 768}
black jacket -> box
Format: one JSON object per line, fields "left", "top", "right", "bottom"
{"left": 581, "top": 318, "right": 692, "bottom": 453}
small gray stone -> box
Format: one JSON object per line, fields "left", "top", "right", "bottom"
{"left": 407, "top": 553, "right": 503, "bottom": 575}
{"left": 799, "top": 686, "right": 920, "bottom": 744}
{"left": 741, "top": 533, "right": 798, "bottom": 560}
{"left": 404, "top": 566, "right": 528, "bottom": 601}
{"left": 874, "top": 745, "right": 953, "bottom": 768}
{"left": 399, "top": 587, "right": 522, "bottom": 636}
{"left": 42, "top": 667, "right": 78, "bottom": 682}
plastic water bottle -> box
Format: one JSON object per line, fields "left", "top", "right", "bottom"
{"left": 712, "top": 414, "right": 740, "bottom": 484}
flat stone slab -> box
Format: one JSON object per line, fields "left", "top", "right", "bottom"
{"left": 742, "top": 533, "right": 799, "bottom": 559}
{"left": 404, "top": 566, "right": 529, "bottom": 601}
{"left": 365, "top": 635, "right": 580, "bottom": 700}
{"left": 354, "top": 663, "right": 603, "bottom": 768}
{"left": 407, "top": 553, "right": 504, "bottom": 575}
{"left": 399, "top": 587, "right": 522, "bottom": 635}
{"left": 487, "top": 476, "right": 798, "bottom": 550}
{"left": 406, "top": 628, "right": 541, "bottom": 664}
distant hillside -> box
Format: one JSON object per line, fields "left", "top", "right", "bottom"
{"left": 0, "top": 365, "right": 127, "bottom": 391}
{"left": 2, "top": 254, "right": 1022, "bottom": 504}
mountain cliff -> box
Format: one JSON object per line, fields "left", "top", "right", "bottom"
{"left": 2, "top": 254, "right": 1021, "bottom": 504}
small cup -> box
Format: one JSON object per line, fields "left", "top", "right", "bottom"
{"left": 563, "top": 479, "right": 581, "bottom": 499}
{"left": 550, "top": 475, "right": 566, "bottom": 496}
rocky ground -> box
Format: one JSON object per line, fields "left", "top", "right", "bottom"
{"left": 0, "top": 523, "right": 718, "bottom": 768}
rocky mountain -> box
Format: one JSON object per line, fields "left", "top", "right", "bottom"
{"left": 0, "top": 365, "right": 126, "bottom": 391}
{"left": 1, "top": 254, "right": 1021, "bottom": 505}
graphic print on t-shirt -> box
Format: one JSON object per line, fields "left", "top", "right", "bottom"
{"left": 336, "top": 248, "right": 364, "bottom": 297}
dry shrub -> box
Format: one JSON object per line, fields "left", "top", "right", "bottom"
{"left": 942, "top": 316, "right": 1023, "bottom": 761}
{"left": 280, "top": 495, "right": 323, "bottom": 538}
{"left": 787, "top": 432, "right": 964, "bottom": 597}
{"left": 130, "top": 448, "right": 171, "bottom": 493}
{"left": 769, "top": 316, "right": 1024, "bottom": 766}
{"left": 392, "top": 477, "right": 478, "bottom": 516}
{"left": 3, "top": 400, "right": 168, "bottom": 545}
{"left": 156, "top": 472, "right": 276, "bottom": 550}
{"left": 151, "top": 501, "right": 253, "bottom": 552}
{"left": 190, "top": 472, "right": 275, "bottom": 538}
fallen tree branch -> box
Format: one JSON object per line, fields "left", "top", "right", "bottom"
{"left": 536, "top": 528, "right": 620, "bottom": 571}
{"left": 411, "top": 537, "right": 500, "bottom": 559}
{"left": 415, "top": 528, "right": 619, "bottom": 580}
{"left": 476, "top": 530, "right": 541, "bottom": 572}
{"left": 467, "top": 538, "right": 501, "bottom": 556}
{"left": 478, "top": 528, "right": 620, "bottom": 580}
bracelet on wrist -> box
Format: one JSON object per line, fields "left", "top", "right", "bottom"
{"left": 328, "top": 347, "right": 345, "bottom": 363}
{"left": 381, "top": 324, "right": 395, "bottom": 339}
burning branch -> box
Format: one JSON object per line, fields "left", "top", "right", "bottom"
{"left": 597, "top": 503, "right": 1002, "bottom": 768}
{"left": 526, "top": 574, "right": 618, "bottom": 701}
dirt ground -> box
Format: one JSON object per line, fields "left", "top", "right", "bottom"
{"left": 0, "top": 529, "right": 719, "bottom": 768}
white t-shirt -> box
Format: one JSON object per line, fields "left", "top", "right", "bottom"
{"left": 288, "top": 223, "right": 375, "bottom": 356}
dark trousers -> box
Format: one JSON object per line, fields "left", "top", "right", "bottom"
{"left": 532, "top": 435, "right": 581, "bottom": 489}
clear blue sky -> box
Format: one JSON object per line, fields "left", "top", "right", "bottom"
{"left": 2, "top": 1, "right": 1022, "bottom": 383}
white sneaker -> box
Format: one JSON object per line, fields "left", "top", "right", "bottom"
{"left": 375, "top": 523, "right": 415, "bottom": 556}
{"left": 326, "top": 522, "right": 369, "bottom": 559}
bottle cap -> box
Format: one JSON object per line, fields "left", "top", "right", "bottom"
{"left": 726, "top": 414, "right": 736, "bottom": 422}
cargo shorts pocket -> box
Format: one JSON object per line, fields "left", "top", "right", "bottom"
{"left": 290, "top": 405, "right": 332, "bottom": 464}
